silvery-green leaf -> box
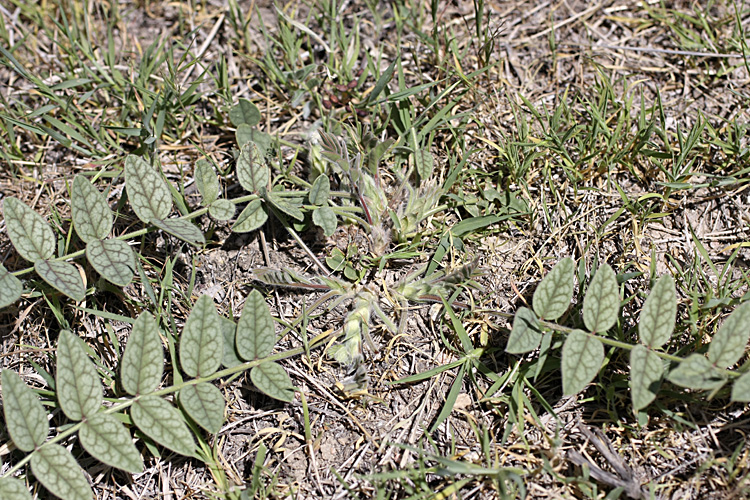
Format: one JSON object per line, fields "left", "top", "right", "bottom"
{"left": 251, "top": 361, "right": 294, "bottom": 402}
{"left": 221, "top": 317, "right": 242, "bottom": 368}
{"left": 0, "top": 263, "right": 23, "bottom": 309}
{"left": 180, "top": 383, "right": 225, "bottom": 434}
{"left": 731, "top": 371, "right": 750, "bottom": 402}
{"left": 1, "top": 370, "right": 49, "bottom": 451}
{"left": 194, "top": 159, "right": 220, "bottom": 206}
{"left": 35, "top": 260, "right": 85, "bottom": 302}
{"left": 232, "top": 199, "right": 268, "bottom": 233}
{"left": 533, "top": 257, "right": 575, "bottom": 321}
{"left": 56, "top": 330, "right": 101, "bottom": 421}
{"left": 71, "top": 175, "right": 113, "bottom": 243}
{"left": 414, "top": 149, "right": 434, "bottom": 181}
{"left": 312, "top": 206, "right": 337, "bottom": 236}
{"left": 630, "top": 345, "right": 664, "bottom": 411}
{"left": 180, "top": 295, "right": 222, "bottom": 378}
{"left": 30, "top": 444, "right": 92, "bottom": 500}
{"left": 638, "top": 274, "right": 677, "bottom": 348}
{"left": 79, "top": 412, "right": 143, "bottom": 473}
{"left": 208, "top": 199, "right": 235, "bottom": 221}
{"left": 266, "top": 191, "right": 304, "bottom": 221}
{"left": 236, "top": 125, "right": 272, "bottom": 154}
{"left": 86, "top": 239, "right": 135, "bottom": 287}
{"left": 236, "top": 142, "right": 269, "bottom": 193}
{"left": 4, "top": 197, "right": 55, "bottom": 262}
{"left": 236, "top": 289, "right": 275, "bottom": 361}
{"left": 708, "top": 302, "right": 750, "bottom": 369}
{"left": 0, "top": 477, "right": 32, "bottom": 500}
{"left": 229, "top": 98, "right": 261, "bottom": 127}
{"left": 309, "top": 174, "right": 330, "bottom": 206}
{"left": 124, "top": 155, "right": 172, "bottom": 223}
{"left": 582, "top": 263, "right": 619, "bottom": 333}
{"left": 131, "top": 396, "right": 196, "bottom": 457}
{"left": 668, "top": 353, "right": 727, "bottom": 390}
{"left": 562, "top": 329, "right": 604, "bottom": 395}
{"left": 151, "top": 218, "right": 205, "bottom": 247}
{"left": 506, "top": 307, "right": 543, "bottom": 354}
{"left": 121, "top": 312, "right": 164, "bottom": 396}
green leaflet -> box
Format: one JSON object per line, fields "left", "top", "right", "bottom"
{"left": 180, "top": 295, "right": 223, "bottom": 378}
{"left": 1, "top": 370, "right": 49, "bottom": 451}
{"left": 309, "top": 174, "right": 330, "bottom": 205}
{"left": 229, "top": 98, "right": 261, "bottom": 127}
{"left": 131, "top": 396, "right": 196, "bottom": 457}
{"left": 0, "top": 477, "right": 33, "bottom": 500}
{"left": 34, "top": 260, "right": 86, "bottom": 302}
{"left": 194, "top": 159, "right": 220, "bottom": 206}
{"left": 414, "top": 149, "right": 434, "bottom": 182}
{"left": 220, "top": 317, "right": 242, "bottom": 368}
{"left": 180, "top": 382, "right": 225, "bottom": 434}
{"left": 121, "top": 312, "right": 164, "bottom": 396}
{"left": 208, "top": 199, "right": 235, "bottom": 221}
{"left": 708, "top": 302, "right": 750, "bottom": 369}
{"left": 506, "top": 307, "right": 543, "bottom": 354}
{"left": 56, "top": 330, "right": 102, "bottom": 421}
{"left": 236, "top": 289, "right": 276, "bottom": 360}
{"left": 236, "top": 142, "right": 269, "bottom": 193}
{"left": 71, "top": 175, "right": 113, "bottom": 243}
{"left": 562, "top": 329, "right": 604, "bottom": 396}
{"left": 638, "top": 274, "right": 676, "bottom": 348}
{"left": 630, "top": 345, "right": 664, "bottom": 411}
{"left": 582, "top": 263, "right": 619, "bottom": 333}
{"left": 0, "top": 263, "right": 23, "bottom": 309}
{"left": 4, "top": 197, "right": 55, "bottom": 262}
{"left": 79, "top": 412, "right": 143, "bottom": 473}
{"left": 265, "top": 191, "right": 304, "bottom": 221}
{"left": 151, "top": 218, "right": 205, "bottom": 247}
{"left": 251, "top": 361, "right": 295, "bottom": 402}
{"left": 532, "top": 257, "right": 574, "bottom": 321}
{"left": 731, "top": 371, "right": 750, "bottom": 402}
{"left": 232, "top": 199, "right": 268, "bottom": 233}
{"left": 31, "top": 444, "right": 92, "bottom": 500}
{"left": 312, "top": 205, "right": 337, "bottom": 237}
{"left": 668, "top": 354, "right": 727, "bottom": 390}
{"left": 85, "top": 239, "right": 136, "bottom": 287}
{"left": 124, "top": 155, "right": 172, "bottom": 223}
{"left": 236, "top": 125, "right": 272, "bottom": 154}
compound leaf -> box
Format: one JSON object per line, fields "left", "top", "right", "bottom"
{"left": 30, "top": 444, "right": 92, "bottom": 500}
{"left": 309, "top": 174, "right": 330, "bottom": 206}
{"left": 229, "top": 98, "right": 261, "bottom": 127}
{"left": 562, "top": 329, "right": 604, "bottom": 395}
{"left": 56, "top": 330, "right": 102, "bottom": 421}
{"left": 124, "top": 155, "right": 172, "bottom": 223}
{"left": 232, "top": 199, "right": 268, "bottom": 233}
{"left": 71, "top": 175, "right": 113, "bottom": 243}
{"left": 1, "top": 370, "right": 49, "bottom": 451}
{"left": 582, "top": 263, "right": 619, "bottom": 333}
{"left": 236, "top": 289, "right": 275, "bottom": 360}
{"left": 208, "top": 199, "right": 235, "bottom": 221}
{"left": 0, "top": 263, "right": 23, "bottom": 309}
{"left": 668, "top": 354, "right": 727, "bottom": 390}
{"left": 266, "top": 191, "right": 304, "bottom": 221}
{"left": 708, "top": 302, "right": 750, "bottom": 369}
{"left": 85, "top": 239, "right": 136, "bottom": 287}
{"left": 220, "top": 317, "right": 242, "bottom": 368}
{"left": 34, "top": 260, "right": 85, "bottom": 302}
{"left": 79, "top": 412, "right": 143, "bottom": 474}
{"left": 251, "top": 361, "right": 294, "bottom": 402}
{"left": 414, "top": 149, "right": 434, "bottom": 182}
{"left": 533, "top": 257, "right": 575, "bottom": 321}
{"left": 506, "top": 307, "right": 543, "bottom": 354}
{"left": 180, "top": 382, "right": 225, "bottom": 434}
{"left": 4, "top": 197, "right": 55, "bottom": 262}
{"left": 731, "top": 371, "right": 750, "bottom": 402}
{"left": 630, "top": 345, "right": 664, "bottom": 411}
{"left": 312, "top": 206, "right": 337, "bottom": 236}
{"left": 237, "top": 142, "right": 269, "bottom": 193}
{"left": 194, "top": 159, "right": 220, "bottom": 206}
{"left": 151, "top": 218, "right": 205, "bottom": 247}
{"left": 638, "top": 274, "right": 677, "bottom": 348}
{"left": 121, "top": 312, "right": 164, "bottom": 396}
{"left": 131, "top": 396, "right": 196, "bottom": 457}
{"left": 0, "top": 477, "right": 32, "bottom": 500}
{"left": 180, "top": 295, "right": 223, "bottom": 378}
